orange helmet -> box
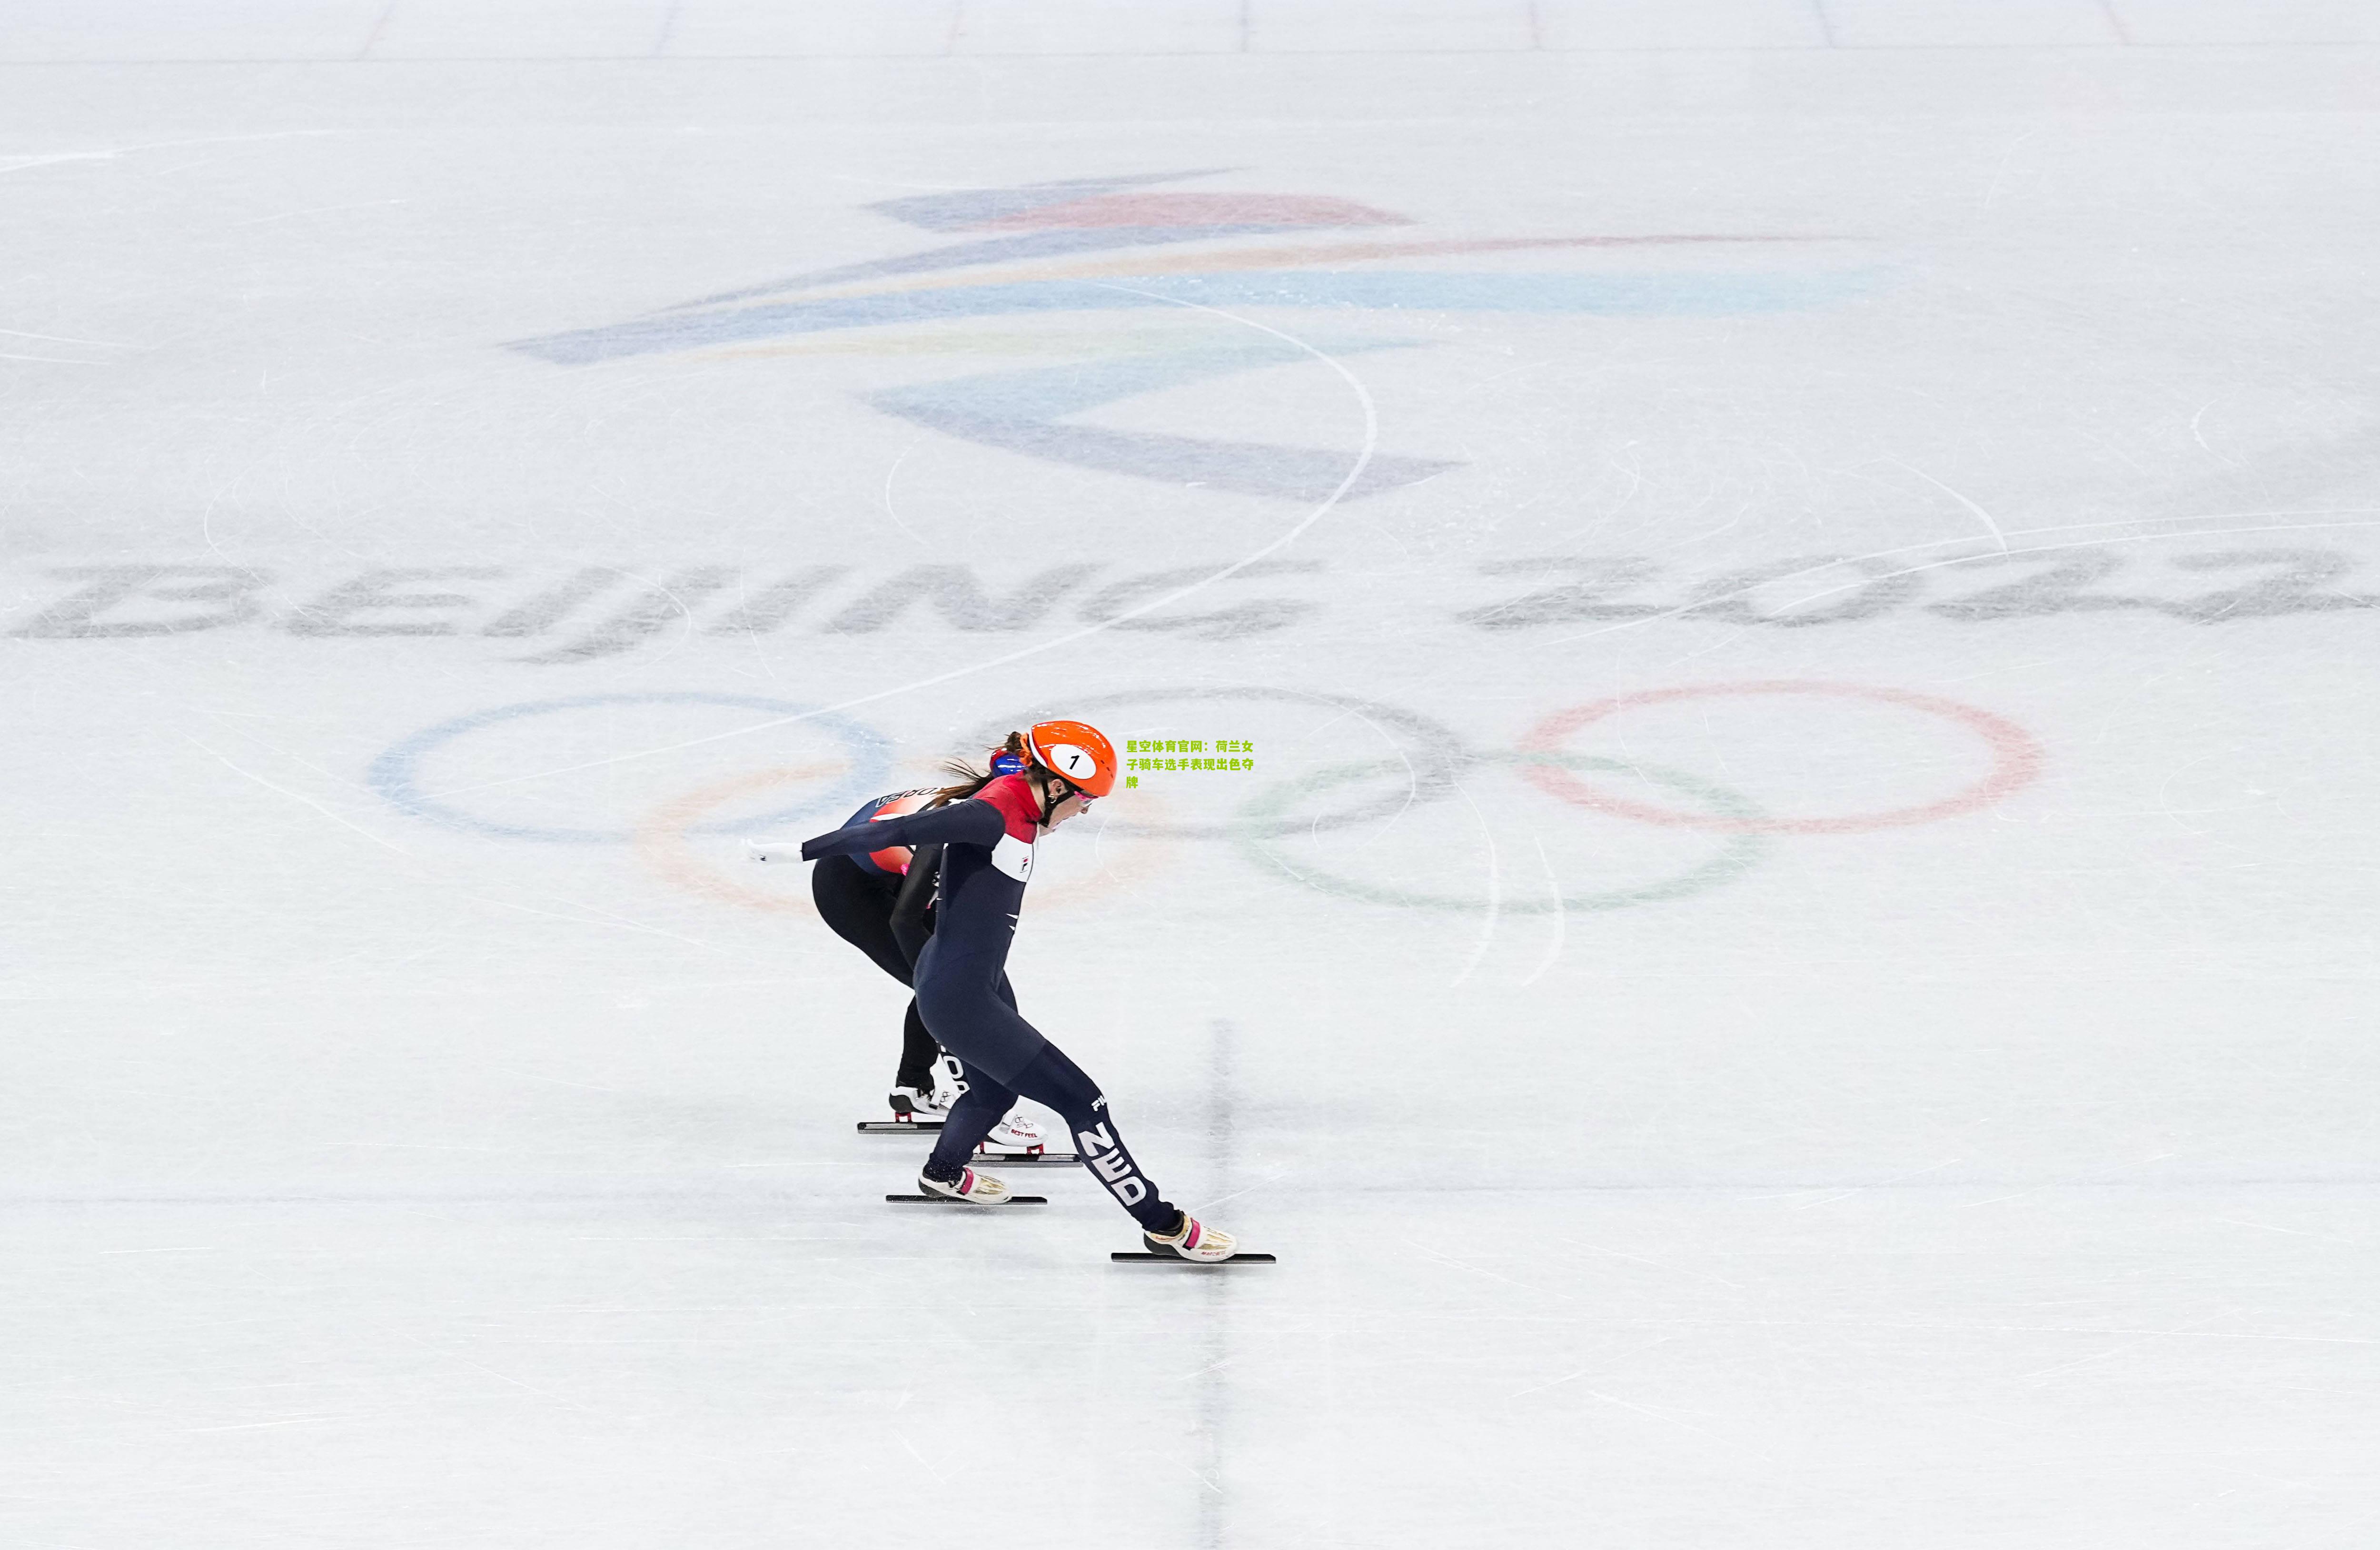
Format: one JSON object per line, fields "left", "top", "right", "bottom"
{"left": 1026, "top": 719, "right": 1118, "bottom": 798}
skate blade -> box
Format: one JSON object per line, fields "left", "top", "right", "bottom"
{"left": 1110, "top": 1251, "right": 1276, "bottom": 1264}
{"left": 972, "top": 1151, "right": 1081, "bottom": 1166}
{"left": 858, "top": 1120, "right": 945, "bottom": 1133}
{"left": 884, "top": 1193, "right": 1046, "bottom": 1205}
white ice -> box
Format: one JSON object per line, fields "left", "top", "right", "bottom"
{"left": 4, "top": 4, "right": 2378, "bottom": 1545}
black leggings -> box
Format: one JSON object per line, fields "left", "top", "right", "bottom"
{"left": 923, "top": 1043, "right": 1179, "bottom": 1233}
{"left": 809, "top": 854, "right": 941, "bottom": 1091}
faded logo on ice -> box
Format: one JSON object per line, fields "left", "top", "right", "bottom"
{"left": 508, "top": 170, "right": 1876, "bottom": 502}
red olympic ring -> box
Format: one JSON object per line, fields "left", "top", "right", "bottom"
{"left": 1517, "top": 681, "right": 2043, "bottom": 835}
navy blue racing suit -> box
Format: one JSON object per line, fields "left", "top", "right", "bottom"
{"left": 801, "top": 774, "right": 1178, "bottom": 1230}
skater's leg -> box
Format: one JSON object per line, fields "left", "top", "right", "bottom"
{"left": 912, "top": 948, "right": 1050, "bottom": 1092}
{"left": 913, "top": 950, "right": 1056, "bottom": 1160}
{"left": 809, "top": 857, "right": 911, "bottom": 985}
{"left": 813, "top": 856, "right": 942, "bottom": 1113}
{"left": 922, "top": 1072, "right": 1017, "bottom": 1182}
{"left": 948, "top": 975, "right": 1016, "bottom": 1100}
{"left": 895, "top": 1001, "right": 940, "bottom": 1093}
{"left": 1005, "top": 1045, "right": 1179, "bottom": 1233}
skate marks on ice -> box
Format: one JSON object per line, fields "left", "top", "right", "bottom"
{"left": 1235, "top": 750, "right": 1771, "bottom": 915}
{"left": 1242, "top": 689, "right": 2040, "bottom": 914}
{"left": 1190, "top": 1016, "right": 1246, "bottom": 1544}
{"left": 1065, "top": 1018, "right": 1262, "bottom": 1536}
{"left": 13, "top": 538, "right": 2380, "bottom": 660}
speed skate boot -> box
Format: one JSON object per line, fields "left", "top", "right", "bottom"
{"left": 974, "top": 1108, "right": 1048, "bottom": 1158}
{"left": 1144, "top": 1211, "right": 1238, "bottom": 1262}
{"left": 886, "top": 1085, "right": 949, "bottom": 1124}
{"left": 917, "top": 1166, "right": 1013, "bottom": 1205}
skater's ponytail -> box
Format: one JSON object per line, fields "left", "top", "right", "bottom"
{"left": 928, "top": 731, "right": 1034, "bottom": 808}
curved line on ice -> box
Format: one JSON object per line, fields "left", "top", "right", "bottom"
{"left": 416, "top": 285, "right": 1379, "bottom": 803}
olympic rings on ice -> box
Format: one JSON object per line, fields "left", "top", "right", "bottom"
{"left": 369, "top": 692, "right": 891, "bottom": 844}
{"left": 371, "top": 680, "right": 2044, "bottom": 923}
{"left": 1236, "top": 751, "right": 1769, "bottom": 913}
{"left": 1516, "top": 681, "right": 2044, "bottom": 835}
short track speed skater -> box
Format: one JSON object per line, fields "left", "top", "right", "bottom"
{"left": 793, "top": 723, "right": 1242, "bottom": 1258}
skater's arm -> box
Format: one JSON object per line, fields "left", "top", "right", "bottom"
{"left": 889, "top": 844, "right": 941, "bottom": 964}
{"left": 800, "top": 800, "right": 1002, "bottom": 861}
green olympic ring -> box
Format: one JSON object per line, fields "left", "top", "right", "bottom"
{"left": 1231, "top": 750, "right": 1769, "bottom": 914}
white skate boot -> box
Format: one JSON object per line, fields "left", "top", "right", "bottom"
{"left": 1144, "top": 1212, "right": 1238, "bottom": 1262}
{"left": 917, "top": 1166, "right": 1014, "bottom": 1205}
{"left": 974, "top": 1109, "right": 1048, "bottom": 1158}
{"left": 886, "top": 1085, "right": 949, "bottom": 1123}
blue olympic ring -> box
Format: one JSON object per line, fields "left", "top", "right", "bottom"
{"left": 369, "top": 693, "right": 892, "bottom": 844}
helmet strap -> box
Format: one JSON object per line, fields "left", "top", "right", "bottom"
{"left": 1034, "top": 772, "right": 1074, "bottom": 827}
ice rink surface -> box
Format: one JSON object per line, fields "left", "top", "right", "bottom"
{"left": 5, "top": 3, "right": 2379, "bottom": 1544}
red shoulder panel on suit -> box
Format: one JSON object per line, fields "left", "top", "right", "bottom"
{"left": 975, "top": 775, "right": 1041, "bottom": 842}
